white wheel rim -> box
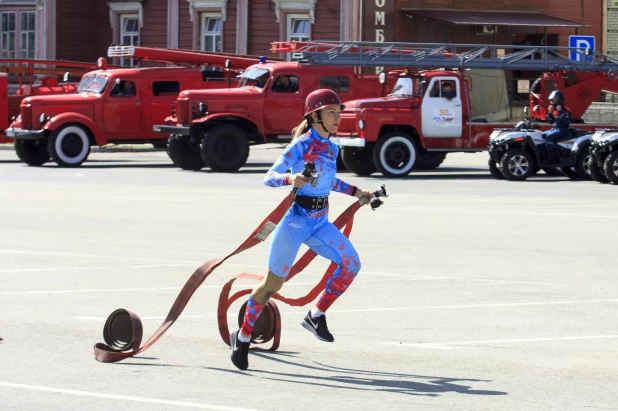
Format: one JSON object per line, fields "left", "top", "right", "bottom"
{"left": 55, "top": 126, "right": 89, "bottom": 164}
{"left": 613, "top": 157, "right": 618, "bottom": 177}
{"left": 508, "top": 155, "right": 529, "bottom": 176}
{"left": 379, "top": 136, "right": 416, "bottom": 175}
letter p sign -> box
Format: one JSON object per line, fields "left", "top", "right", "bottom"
{"left": 569, "top": 35, "right": 595, "bottom": 62}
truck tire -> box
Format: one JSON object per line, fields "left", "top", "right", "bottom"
{"left": 575, "top": 147, "right": 593, "bottom": 180}
{"left": 168, "top": 135, "right": 204, "bottom": 171}
{"left": 488, "top": 158, "right": 505, "bottom": 179}
{"left": 603, "top": 151, "right": 618, "bottom": 185}
{"left": 499, "top": 149, "right": 535, "bottom": 181}
{"left": 589, "top": 159, "right": 609, "bottom": 184}
{"left": 372, "top": 132, "right": 417, "bottom": 177}
{"left": 151, "top": 139, "right": 167, "bottom": 149}
{"left": 165, "top": 135, "right": 177, "bottom": 165}
{"left": 47, "top": 124, "right": 91, "bottom": 167}
{"left": 414, "top": 152, "right": 446, "bottom": 170}
{"left": 15, "top": 139, "right": 50, "bottom": 166}
{"left": 201, "top": 124, "right": 249, "bottom": 172}
{"left": 340, "top": 147, "right": 376, "bottom": 176}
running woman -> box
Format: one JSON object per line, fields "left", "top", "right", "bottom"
{"left": 230, "top": 89, "right": 374, "bottom": 370}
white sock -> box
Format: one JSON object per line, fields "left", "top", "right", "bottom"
{"left": 238, "top": 331, "right": 251, "bottom": 343}
{"left": 311, "top": 307, "right": 325, "bottom": 318}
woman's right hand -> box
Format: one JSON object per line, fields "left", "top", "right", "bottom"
{"left": 289, "top": 173, "right": 312, "bottom": 188}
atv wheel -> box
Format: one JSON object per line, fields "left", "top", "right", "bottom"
{"left": 373, "top": 132, "right": 417, "bottom": 177}
{"left": 589, "top": 158, "right": 609, "bottom": 184}
{"left": 14, "top": 139, "right": 50, "bottom": 166}
{"left": 413, "top": 152, "right": 446, "bottom": 170}
{"left": 603, "top": 151, "right": 618, "bottom": 185}
{"left": 168, "top": 135, "right": 204, "bottom": 171}
{"left": 575, "top": 147, "right": 593, "bottom": 180}
{"left": 488, "top": 158, "right": 504, "bottom": 180}
{"left": 499, "top": 149, "right": 535, "bottom": 181}
{"left": 340, "top": 147, "right": 376, "bottom": 176}
{"left": 48, "top": 124, "right": 91, "bottom": 167}
{"left": 200, "top": 124, "right": 249, "bottom": 172}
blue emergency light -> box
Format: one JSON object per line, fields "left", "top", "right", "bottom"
{"left": 259, "top": 56, "right": 266, "bottom": 64}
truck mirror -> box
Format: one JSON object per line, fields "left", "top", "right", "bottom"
{"left": 115, "top": 78, "right": 121, "bottom": 86}
{"left": 378, "top": 72, "right": 386, "bottom": 85}
{"left": 225, "top": 59, "right": 231, "bottom": 69}
{"left": 524, "top": 106, "right": 529, "bottom": 115}
{"left": 63, "top": 72, "right": 70, "bottom": 83}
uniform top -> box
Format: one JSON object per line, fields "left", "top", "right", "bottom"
{"left": 264, "top": 128, "right": 355, "bottom": 198}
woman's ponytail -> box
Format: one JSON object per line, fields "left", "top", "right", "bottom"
{"left": 291, "top": 117, "right": 313, "bottom": 140}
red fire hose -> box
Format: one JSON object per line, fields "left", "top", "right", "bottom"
{"left": 94, "top": 192, "right": 369, "bottom": 363}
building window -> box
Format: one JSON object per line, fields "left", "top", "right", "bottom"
{"left": 19, "top": 11, "right": 35, "bottom": 59}
{"left": 200, "top": 14, "right": 222, "bottom": 52}
{"left": 287, "top": 15, "right": 310, "bottom": 61}
{"left": 120, "top": 15, "right": 139, "bottom": 67}
{"left": 1, "top": 12, "right": 16, "bottom": 59}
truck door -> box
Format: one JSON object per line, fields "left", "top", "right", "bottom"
{"left": 263, "top": 74, "right": 303, "bottom": 134}
{"left": 103, "top": 79, "right": 141, "bottom": 138}
{"left": 421, "top": 77, "right": 462, "bottom": 138}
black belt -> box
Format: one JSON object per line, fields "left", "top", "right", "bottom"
{"left": 294, "top": 195, "right": 329, "bottom": 211}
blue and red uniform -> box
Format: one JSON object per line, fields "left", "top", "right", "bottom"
{"left": 241, "top": 128, "right": 361, "bottom": 337}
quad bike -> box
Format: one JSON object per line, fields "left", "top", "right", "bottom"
{"left": 588, "top": 129, "right": 618, "bottom": 185}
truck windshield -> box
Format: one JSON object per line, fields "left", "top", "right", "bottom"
{"left": 77, "top": 76, "right": 108, "bottom": 93}
{"left": 390, "top": 76, "right": 425, "bottom": 97}
{"left": 237, "top": 68, "right": 270, "bottom": 89}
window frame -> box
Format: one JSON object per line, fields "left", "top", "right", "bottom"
{"left": 286, "top": 14, "right": 310, "bottom": 61}
{"left": 1, "top": 11, "right": 16, "bottom": 59}
{"left": 119, "top": 14, "right": 140, "bottom": 67}
{"left": 19, "top": 10, "right": 35, "bottom": 59}
{"left": 200, "top": 12, "right": 222, "bottom": 53}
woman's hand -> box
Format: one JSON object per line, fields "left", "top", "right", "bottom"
{"left": 354, "top": 188, "right": 374, "bottom": 199}
{"left": 288, "top": 173, "right": 312, "bottom": 188}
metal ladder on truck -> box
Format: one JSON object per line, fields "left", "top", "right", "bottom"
{"left": 270, "top": 40, "right": 618, "bottom": 73}
{"left": 107, "top": 45, "right": 283, "bottom": 71}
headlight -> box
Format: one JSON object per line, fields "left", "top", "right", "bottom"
{"left": 198, "top": 102, "right": 208, "bottom": 116}
{"left": 39, "top": 113, "right": 46, "bottom": 123}
{"left": 358, "top": 119, "right": 365, "bottom": 130}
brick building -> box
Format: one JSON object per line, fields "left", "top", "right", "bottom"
{"left": 0, "top": 0, "right": 606, "bottom": 65}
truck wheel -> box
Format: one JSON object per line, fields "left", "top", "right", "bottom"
{"left": 151, "top": 140, "right": 167, "bottom": 149}
{"left": 499, "top": 149, "right": 535, "bottom": 181}
{"left": 15, "top": 139, "right": 50, "bottom": 166}
{"left": 167, "top": 135, "right": 204, "bottom": 171}
{"left": 340, "top": 147, "right": 376, "bottom": 176}
{"left": 589, "top": 159, "right": 609, "bottom": 184}
{"left": 603, "top": 151, "right": 618, "bottom": 185}
{"left": 575, "top": 147, "right": 593, "bottom": 180}
{"left": 47, "top": 124, "right": 91, "bottom": 167}
{"left": 165, "top": 135, "right": 177, "bottom": 165}
{"left": 414, "top": 152, "right": 446, "bottom": 170}
{"left": 488, "top": 158, "right": 505, "bottom": 179}
{"left": 201, "top": 124, "right": 249, "bottom": 172}
{"left": 372, "top": 132, "right": 417, "bottom": 177}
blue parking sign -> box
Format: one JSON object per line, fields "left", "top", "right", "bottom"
{"left": 569, "top": 35, "right": 595, "bottom": 61}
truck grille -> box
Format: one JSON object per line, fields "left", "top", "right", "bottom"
{"left": 20, "top": 105, "right": 32, "bottom": 129}
{"left": 338, "top": 117, "right": 357, "bottom": 133}
{"left": 176, "top": 100, "right": 188, "bottom": 125}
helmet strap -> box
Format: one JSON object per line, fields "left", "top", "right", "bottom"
{"left": 313, "top": 110, "right": 330, "bottom": 135}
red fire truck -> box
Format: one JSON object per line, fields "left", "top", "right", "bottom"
{"left": 0, "top": 59, "right": 112, "bottom": 143}
{"left": 5, "top": 47, "right": 281, "bottom": 167}
{"left": 284, "top": 41, "right": 618, "bottom": 177}
{"left": 153, "top": 44, "right": 404, "bottom": 172}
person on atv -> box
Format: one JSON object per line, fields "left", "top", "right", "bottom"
{"left": 543, "top": 90, "right": 572, "bottom": 162}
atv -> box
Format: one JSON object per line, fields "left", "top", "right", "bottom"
{"left": 588, "top": 129, "right": 618, "bottom": 185}
{"left": 487, "top": 117, "right": 593, "bottom": 181}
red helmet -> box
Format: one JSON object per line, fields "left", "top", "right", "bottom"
{"left": 304, "top": 89, "right": 345, "bottom": 117}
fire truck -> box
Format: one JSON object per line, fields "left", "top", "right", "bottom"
{"left": 284, "top": 41, "right": 618, "bottom": 177}
{"left": 0, "top": 59, "right": 111, "bottom": 143}
{"left": 152, "top": 45, "right": 404, "bottom": 172}
{"left": 5, "top": 47, "right": 281, "bottom": 167}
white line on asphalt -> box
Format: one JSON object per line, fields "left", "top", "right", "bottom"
{"left": 0, "top": 381, "right": 257, "bottom": 411}
{"left": 383, "top": 335, "right": 618, "bottom": 350}
{"left": 71, "top": 299, "right": 618, "bottom": 322}
{"left": 0, "top": 264, "right": 196, "bottom": 273}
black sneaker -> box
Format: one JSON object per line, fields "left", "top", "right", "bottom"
{"left": 301, "top": 310, "right": 334, "bottom": 342}
{"left": 230, "top": 330, "right": 250, "bottom": 370}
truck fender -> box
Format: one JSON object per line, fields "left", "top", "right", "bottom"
{"left": 199, "top": 112, "right": 266, "bottom": 143}
{"left": 44, "top": 113, "right": 106, "bottom": 146}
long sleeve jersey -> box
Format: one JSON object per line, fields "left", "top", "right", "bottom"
{"left": 546, "top": 106, "right": 572, "bottom": 130}
{"left": 264, "top": 128, "right": 356, "bottom": 197}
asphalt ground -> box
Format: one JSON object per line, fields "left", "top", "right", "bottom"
{"left": 0, "top": 144, "right": 617, "bottom": 411}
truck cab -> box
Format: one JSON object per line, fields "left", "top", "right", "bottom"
{"left": 155, "top": 61, "right": 396, "bottom": 172}
{"left": 6, "top": 63, "right": 234, "bottom": 167}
